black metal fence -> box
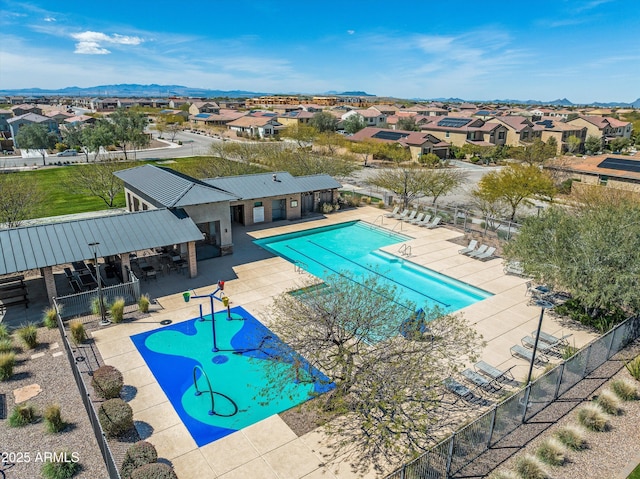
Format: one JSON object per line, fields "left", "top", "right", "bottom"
{"left": 53, "top": 301, "right": 121, "bottom": 479}
{"left": 385, "top": 315, "right": 640, "bottom": 479}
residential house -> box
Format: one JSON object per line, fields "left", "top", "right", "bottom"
{"left": 404, "top": 105, "right": 448, "bottom": 116}
{"left": 45, "top": 110, "right": 74, "bottom": 125}
{"left": 545, "top": 154, "right": 640, "bottom": 194}
{"left": 11, "top": 104, "right": 43, "bottom": 116}
{"left": 342, "top": 108, "right": 387, "bottom": 128}
{"left": 188, "top": 101, "right": 220, "bottom": 116}
{"left": 533, "top": 119, "right": 587, "bottom": 154}
{"left": 350, "top": 127, "right": 451, "bottom": 160}
{"left": 419, "top": 117, "right": 509, "bottom": 148}
{"left": 487, "top": 116, "right": 541, "bottom": 146}
{"left": 565, "top": 115, "right": 633, "bottom": 148}
{"left": 7, "top": 113, "right": 59, "bottom": 146}
{"left": 297, "top": 104, "right": 324, "bottom": 113}
{"left": 226, "top": 115, "right": 282, "bottom": 138}
{"left": 277, "top": 110, "right": 315, "bottom": 127}
{"left": 0, "top": 109, "right": 14, "bottom": 134}
{"left": 169, "top": 98, "right": 189, "bottom": 109}
{"left": 190, "top": 110, "right": 246, "bottom": 127}
{"left": 64, "top": 115, "right": 97, "bottom": 126}
{"left": 91, "top": 98, "right": 119, "bottom": 111}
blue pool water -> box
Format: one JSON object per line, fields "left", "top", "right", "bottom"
{"left": 254, "top": 221, "right": 492, "bottom": 313}
{"left": 131, "top": 306, "right": 334, "bottom": 447}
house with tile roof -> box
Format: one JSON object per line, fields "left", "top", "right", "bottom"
{"left": 188, "top": 101, "right": 220, "bottom": 115}
{"left": 566, "top": 116, "right": 633, "bottom": 148}
{"left": 341, "top": 108, "right": 387, "bottom": 128}
{"left": 418, "top": 117, "right": 509, "bottom": 148}
{"left": 277, "top": 110, "right": 315, "bottom": 127}
{"left": 226, "top": 115, "right": 282, "bottom": 138}
{"left": 350, "top": 127, "right": 451, "bottom": 160}
{"left": 190, "top": 109, "right": 246, "bottom": 127}
{"left": 7, "top": 113, "right": 59, "bottom": 146}
{"left": 532, "top": 119, "right": 587, "bottom": 154}
{"left": 487, "top": 116, "right": 541, "bottom": 146}
{"left": 546, "top": 153, "right": 640, "bottom": 194}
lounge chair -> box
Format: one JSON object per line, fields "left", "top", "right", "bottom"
{"left": 444, "top": 377, "right": 474, "bottom": 400}
{"left": 414, "top": 214, "right": 431, "bottom": 227}
{"left": 504, "top": 261, "right": 526, "bottom": 276}
{"left": 474, "top": 246, "right": 496, "bottom": 261}
{"left": 458, "top": 239, "right": 478, "bottom": 255}
{"left": 521, "top": 335, "right": 555, "bottom": 356}
{"left": 409, "top": 212, "right": 425, "bottom": 225}
{"left": 384, "top": 206, "right": 400, "bottom": 218}
{"left": 510, "top": 344, "right": 547, "bottom": 364}
{"left": 467, "top": 244, "right": 488, "bottom": 258}
{"left": 474, "top": 360, "right": 515, "bottom": 382}
{"left": 402, "top": 210, "right": 418, "bottom": 222}
{"left": 461, "top": 368, "right": 501, "bottom": 392}
{"left": 424, "top": 216, "right": 442, "bottom": 229}
{"left": 533, "top": 331, "right": 572, "bottom": 349}
{"left": 394, "top": 209, "right": 409, "bottom": 220}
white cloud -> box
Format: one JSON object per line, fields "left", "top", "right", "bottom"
{"left": 347, "top": 30, "right": 355, "bottom": 35}
{"left": 71, "top": 30, "right": 143, "bottom": 55}
{"left": 44, "top": 16, "right": 56, "bottom": 22}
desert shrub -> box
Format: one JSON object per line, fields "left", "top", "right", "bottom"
{"left": 69, "top": 319, "right": 86, "bottom": 345}
{"left": 91, "top": 365, "right": 124, "bottom": 399}
{"left": 44, "top": 404, "right": 66, "bottom": 433}
{"left": 0, "top": 324, "right": 9, "bottom": 340}
{"left": 138, "top": 294, "right": 150, "bottom": 313}
{"left": 611, "top": 378, "right": 639, "bottom": 401}
{"left": 536, "top": 437, "right": 566, "bottom": 466}
{"left": 98, "top": 398, "right": 133, "bottom": 437}
{"left": 41, "top": 450, "right": 79, "bottom": 479}
{"left": 554, "top": 424, "right": 587, "bottom": 451}
{"left": 596, "top": 389, "right": 622, "bottom": 415}
{"left": 0, "top": 352, "right": 16, "bottom": 380}
{"left": 130, "top": 462, "right": 178, "bottom": 479}
{"left": 625, "top": 355, "right": 640, "bottom": 381}
{"left": 91, "top": 296, "right": 110, "bottom": 316}
{"left": 9, "top": 403, "right": 37, "bottom": 427}
{"left": 514, "top": 454, "right": 549, "bottom": 479}
{"left": 43, "top": 307, "right": 59, "bottom": 329}
{"left": 561, "top": 344, "right": 579, "bottom": 360}
{"left": 488, "top": 471, "right": 519, "bottom": 479}
{"left": 17, "top": 324, "right": 38, "bottom": 349}
{"left": 110, "top": 297, "right": 126, "bottom": 323}
{"left": 576, "top": 403, "right": 609, "bottom": 431}
{"left": 0, "top": 338, "right": 13, "bottom": 354}
{"left": 120, "top": 441, "right": 158, "bottom": 479}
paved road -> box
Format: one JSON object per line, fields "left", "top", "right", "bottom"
{"left": 0, "top": 129, "right": 222, "bottom": 168}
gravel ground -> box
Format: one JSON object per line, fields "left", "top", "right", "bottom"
{"left": 487, "top": 350, "right": 640, "bottom": 479}
{"left": 0, "top": 324, "right": 108, "bottom": 479}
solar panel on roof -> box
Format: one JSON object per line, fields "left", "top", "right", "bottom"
{"left": 597, "top": 157, "right": 640, "bottom": 174}
{"left": 372, "top": 131, "right": 408, "bottom": 141}
{"left": 437, "top": 118, "right": 471, "bottom": 128}
{"left": 536, "top": 120, "right": 553, "bottom": 128}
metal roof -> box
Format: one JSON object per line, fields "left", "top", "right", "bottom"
{"left": 0, "top": 209, "right": 203, "bottom": 276}
{"left": 205, "top": 172, "right": 341, "bottom": 200}
{"left": 114, "top": 165, "right": 239, "bottom": 207}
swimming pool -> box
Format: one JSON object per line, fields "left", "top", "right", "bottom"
{"left": 131, "top": 306, "right": 334, "bottom": 447}
{"left": 254, "top": 221, "right": 492, "bottom": 313}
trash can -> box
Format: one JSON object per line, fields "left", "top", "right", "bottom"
{"left": 182, "top": 292, "right": 191, "bottom": 302}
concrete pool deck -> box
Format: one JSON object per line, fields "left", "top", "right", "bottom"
{"left": 90, "top": 206, "right": 598, "bottom": 478}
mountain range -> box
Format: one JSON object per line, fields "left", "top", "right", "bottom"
{"left": 0, "top": 84, "right": 638, "bottom": 108}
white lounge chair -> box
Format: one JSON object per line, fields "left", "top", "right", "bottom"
{"left": 474, "top": 246, "right": 496, "bottom": 261}
{"left": 402, "top": 210, "right": 418, "bottom": 222}
{"left": 468, "top": 244, "right": 488, "bottom": 258}
{"left": 394, "top": 209, "right": 409, "bottom": 220}
{"left": 409, "top": 212, "right": 425, "bottom": 225}
{"left": 458, "top": 239, "right": 478, "bottom": 255}
{"left": 414, "top": 214, "right": 431, "bottom": 227}
{"left": 384, "top": 206, "right": 400, "bottom": 218}
{"left": 424, "top": 216, "right": 442, "bottom": 229}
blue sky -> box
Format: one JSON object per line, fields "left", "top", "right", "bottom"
{"left": 1, "top": 0, "right": 638, "bottom": 103}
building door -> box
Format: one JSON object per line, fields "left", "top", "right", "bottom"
{"left": 301, "top": 193, "right": 314, "bottom": 215}
{"left": 231, "top": 205, "right": 244, "bottom": 224}
{"left": 271, "top": 199, "right": 286, "bottom": 221}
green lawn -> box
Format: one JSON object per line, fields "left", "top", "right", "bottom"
{"left": 629, "top": 463, "right": 640, "bottom": 479}
{"left": 16, "top": 157, "right": 210, "bottom": 219}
